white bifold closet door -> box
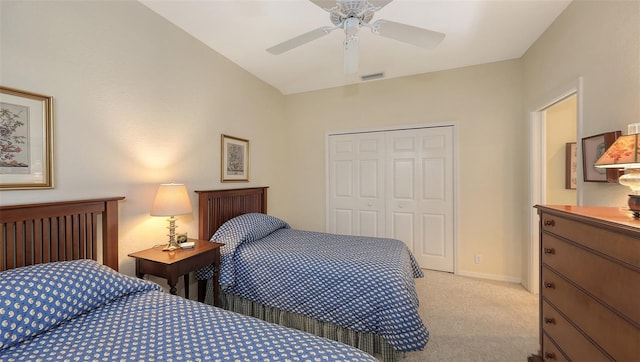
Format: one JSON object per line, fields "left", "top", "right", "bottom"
{"left": 328, "top": 126, "right": 454, "bottom": 272}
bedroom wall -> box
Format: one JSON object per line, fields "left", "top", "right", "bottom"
{"left": 282, "top": 60, "right": 526, "bottom": 282}
{"left": 523, "top": 0, "right": 640, "bottom": 207}
{"left": 521, "top": 0, "right": 640, "bottom": 282}
{"left": 0, "top": 0, "right": 288, "bottom": 279}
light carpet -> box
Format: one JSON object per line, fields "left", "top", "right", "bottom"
{"left": 402, "top": 270, "right": 539, "bottom": 361}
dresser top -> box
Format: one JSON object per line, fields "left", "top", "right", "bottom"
{"left": 535, "top": 205, "right": 640, "bottom": 234}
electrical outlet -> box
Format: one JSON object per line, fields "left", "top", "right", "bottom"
{"left": 474, "top": 253, "right": 482, "bottom": 264}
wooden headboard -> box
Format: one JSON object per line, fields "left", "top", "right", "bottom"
{"left": 195, "top": 187, "right": 268, "bottom": 241}
{"left": 0, "top": 197, "right": 125, "bottom": 272}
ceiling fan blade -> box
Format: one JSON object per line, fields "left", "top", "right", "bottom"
{"left": 369, "top": 0, "right": 394, "bottom": 10}
{"left": 343, "top": 35, "right": 359, "bottom": 74}
{"left": 309, "top": 0, "right": 338, "bottom": 12}
{"left": 371, "top": 19, "right": 445, "bottom": 49}
{"left": 267, "top": 26, "right": 335, "bottom": 55}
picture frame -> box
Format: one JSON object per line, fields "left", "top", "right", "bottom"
{"left": 221, "top": 134, "right": 249, "bottom": 182}
{"left": 565, "top": 142, "right": 577, "bottom": 189}
{"left": 581, "top": 130, "right": 621, "bottom": 183}
{"left": 0, "top": 86, "right": 53, "bottom": 190}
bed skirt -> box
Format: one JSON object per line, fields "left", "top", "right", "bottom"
{"left": 204, "top": 281, "right": 403, "bottom": 362}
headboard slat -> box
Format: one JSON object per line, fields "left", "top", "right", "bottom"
{"left": 195, "top": 187, "right": 268, "bottom": 241}
{"left": 1, "top": 197, "right": 124, "bottom": 271}
{"left": 52, "top": 217, "right": 64, "bottom": 261}
{"left": 34, "top": 219, "right": 43, "bottom": 265}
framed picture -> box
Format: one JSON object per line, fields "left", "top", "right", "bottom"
{"left": 565, "top": 142, "right": 577, "bottom": 189}
{"left": 582, "top": 131, "right": 621, "bottom": 183}
{"left": 0, "top": 86, "right": 53, "bottom": 189}
{"left": 221, "top": 134, "right": 249, "bottom": 182}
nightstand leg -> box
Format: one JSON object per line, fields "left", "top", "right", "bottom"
{"left": 184, "top": 274, "right": 189, "bottom": 299}
{"left": 169, "top": 284, "right": 177, "bottom": 295}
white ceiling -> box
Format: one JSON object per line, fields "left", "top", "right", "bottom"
{"left": 139, "top": 0, "right": 572, "bottom": 95}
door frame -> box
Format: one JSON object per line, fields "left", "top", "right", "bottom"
{"left": 326, "top": 122, "right": 459, "bottom": 274}
{"left": 527, "top": 77, "right": 584, "bottom": 294}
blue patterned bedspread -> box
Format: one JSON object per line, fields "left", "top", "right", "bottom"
{"left": 197, "top": 213, "right": 429, "bottom": 353}
{"left": 0, "top": 260, "right": 376, "bottom": 361}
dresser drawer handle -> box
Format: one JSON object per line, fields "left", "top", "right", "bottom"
{"left": 544, "top": 352, "right": 556, "bottom": 360}
{"left": 543, "top": 219, "right": 555, "bottom": 227}
{"left": 544, "top": 317, "right": 556, "bottom": 325}
{"left": 544, "top": 282, "right": 555, "bottom": 289}
{"left": 544, "top": 248, "right": 555, "bottom": 256}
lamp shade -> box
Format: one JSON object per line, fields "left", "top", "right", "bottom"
{"left": 150, "top": 183, "right": 192, "bottom": 216}
{"left": 594, "top": 134, "right": 640, "bottom": 169}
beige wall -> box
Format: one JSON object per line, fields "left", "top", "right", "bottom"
{"left": 0, "top": 0, "right": 288, "bottom": 283}
{"left": 283, "top": 60, "right": 526, "bottom": 281}
{"left": 521, "top": 0, "right": 639, "bottom": 286}
{"left": 523, "top": 0, "right": 640, "bottom": 208}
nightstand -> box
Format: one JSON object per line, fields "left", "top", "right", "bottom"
{"left": 128, "top": 239, "right": 223, "bottom": 306}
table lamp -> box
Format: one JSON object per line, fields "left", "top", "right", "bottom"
{"left": 150, "top": 183, "right": 193, "bottom": 251}
{"left": 594, "top": 123, "right": 640, "bottom": 217}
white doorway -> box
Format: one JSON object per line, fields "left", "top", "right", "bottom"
{"left": 545, "top": 95, "right": 578, "bottom": 205}
{"left": 528, "top": 78, "right": 583, "bottom": 294}
{"left": 327, "top": 125, "right": 455, "bottom": 272}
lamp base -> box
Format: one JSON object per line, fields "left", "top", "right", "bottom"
{"left": 161, "top": 216, "right": 180, "bottom": 251}
{"left": 162, "top": 243, "right": 180, "bottom": 251}
{"left": 628, "top": 194, "right": 640, "bottom": 218}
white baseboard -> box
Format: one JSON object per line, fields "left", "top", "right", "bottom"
{"left": 456, "top": 269, "right": 522, "bottom": 284}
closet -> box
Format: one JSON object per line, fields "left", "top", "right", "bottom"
{"left": 327, "top": 126, "right": 455, "bottom": 272}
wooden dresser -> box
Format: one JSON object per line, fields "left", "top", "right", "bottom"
{"left": 535, "top": 205, "right": 640, "bottom": 361}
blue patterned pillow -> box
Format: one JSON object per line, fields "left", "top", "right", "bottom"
{"left": 0, "top": 259, "right": 161, "bottom": 350}
{"left": 195, "top": 213, "right": 289, "bottom": 283}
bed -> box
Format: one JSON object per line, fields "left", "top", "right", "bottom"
{"left": 0, "top": 197, "right": 377, "bottom": 361}
{"left": 195, "top": 187, "right": 428, "bottom": 361}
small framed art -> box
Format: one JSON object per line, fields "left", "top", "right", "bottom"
{"left": 581, "top": 131, "right": 621, "bottom": 183}
{"left": 221, "top": 134, "right": 249, "bottom": 182}
{"left": 0, "top": 86, "right": 54, "bottom": 189}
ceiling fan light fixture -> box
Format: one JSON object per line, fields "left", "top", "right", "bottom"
{"left": 344, "top": 17, "right": 360, "bottom": 35}
{"left": 343, "top": 34, "right": 359, "bottom": 74}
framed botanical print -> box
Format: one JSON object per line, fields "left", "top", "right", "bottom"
{"left": 0, "top": 86, "right": 53, "bottom": 189}
{"left": 221, "top": 134, "right": 249, "bottom": 182}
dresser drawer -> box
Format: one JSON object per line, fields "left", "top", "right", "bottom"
{"left": 541, "top": 233, "right": 640, "bottom": 323}
{"left": 541, "top": 333, "right": 568, "bottom": 362}
{"left": 541, "top": 301, "right": 610, "bottom": 361}
{"left": 541, "top": 267, "right": 640, "bottom": 361}
{"left": 540, "top": 211, "right": 640, "bottom": 267}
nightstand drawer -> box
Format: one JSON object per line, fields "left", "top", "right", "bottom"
{"left": 541, "top": 234, "right": 640, "bottom": 323}
{"left": 541, "top": 267, "right": 639, "bottom": 361}
{"left": 541, "top": 301, "right": 609, "bottom": 361}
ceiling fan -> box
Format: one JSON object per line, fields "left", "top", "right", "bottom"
{"left": 266, "top": 0, "right": 446, "bottom": 74}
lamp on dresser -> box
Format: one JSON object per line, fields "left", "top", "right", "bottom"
{"left": 150, "top": 183, "right": 193, "bottom": 251}
{"left": 595, "top": 123, "right": 640, "bottom": 217}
